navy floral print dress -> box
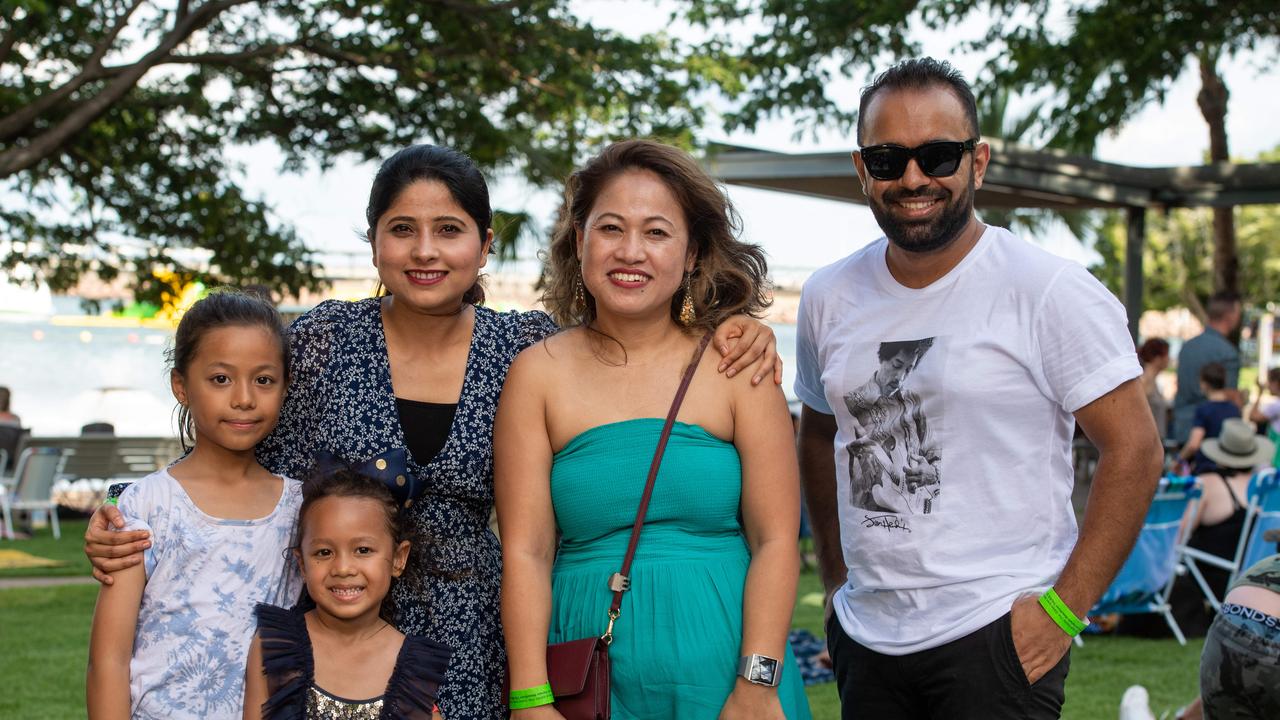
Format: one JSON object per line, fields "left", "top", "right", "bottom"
{"left": 257, "top": 297, "right": 558, "bottom": 720}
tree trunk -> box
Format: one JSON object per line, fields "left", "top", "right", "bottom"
{"left": 1197, "top": 49, "right": 1237, "bottom": 296}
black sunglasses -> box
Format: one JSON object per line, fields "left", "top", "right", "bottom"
{"left": 857, "top": 139, "right": 978, "bottom": 181}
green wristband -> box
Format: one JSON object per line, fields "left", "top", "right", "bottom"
{"left": 1037, "top": 588, "right": 1087, "bottom": 637}
{"left": 509, "top": 683, "right": 555, "bottom": 710}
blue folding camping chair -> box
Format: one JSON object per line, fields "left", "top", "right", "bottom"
{"left": 1181, "top": 468, "right": 1279, "bottom": 608}
{"left": 1088, "top": 474, "right": 1201, "bottom": 646}
{"left": 1237, "top": 468, "right": 1280, "bottom": 569}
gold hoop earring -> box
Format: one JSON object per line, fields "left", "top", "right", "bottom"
{"left": 679, "top": 279, "right": 696, "bottom": 326}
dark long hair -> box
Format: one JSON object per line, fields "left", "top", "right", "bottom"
{"left": 366, "top": 144, "right": 493, "bottom": 305}
{"left": 167, "top": 290, "right": 289, "bottom": 452}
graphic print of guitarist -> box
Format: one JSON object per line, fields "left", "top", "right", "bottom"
{"left": 843, "top": 338, "right": 941, "bottom": 516}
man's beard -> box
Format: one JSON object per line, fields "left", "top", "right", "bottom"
{"left": 869, "top": 172, "right": 975, "bottom": 254}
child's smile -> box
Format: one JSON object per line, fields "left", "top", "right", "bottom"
{"left": 328, "top": 584, "right": 367, "bottom": 602}
{"left": 297, "top": 496, "right": 410, "bottom": 624}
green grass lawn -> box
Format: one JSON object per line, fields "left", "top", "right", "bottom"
{"left": 0, "top": 518, "right": 93, "bottom": 578}
{"left": 1, "top": 554, "right": 1201, "bottom": 719}
{"left": 0, "top": 583, "right": 96, "bottom": 719}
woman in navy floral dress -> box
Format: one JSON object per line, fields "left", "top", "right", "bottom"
{"left": 255, "top": 296, "right": 557, "bottom": 719}
{"left": 86, "top": 144, "right": 779, "bottom": 720}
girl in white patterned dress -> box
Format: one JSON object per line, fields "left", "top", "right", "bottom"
{"left": 87, "top": 291, "right": 303, "bottom": 720}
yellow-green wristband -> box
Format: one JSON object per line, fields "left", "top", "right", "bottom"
{"left": 1038, "top": 588, "right": 1087, "bottom": 637}
{"left": 509, "top": 683, "right": 554, "bottom": 710}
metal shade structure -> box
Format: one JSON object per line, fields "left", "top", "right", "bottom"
{"left": 707, "top": 139, "right": 1280, "bottom": 338}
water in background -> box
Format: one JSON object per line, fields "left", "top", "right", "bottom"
{"left": 1, "top": 318, "right": 176, "bottom": 437}
{"left": 0, "top": 309, "right": 800, "bottom": 439}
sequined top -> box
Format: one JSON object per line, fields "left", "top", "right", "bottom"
{"left": 254, "top": 604, "right": 451, "bottom": 720}
{"left": 305, "top": 687, "right": 383, "bottom": 720}
{"left": 256, "top": 299, "right": 558, "bottom": 719}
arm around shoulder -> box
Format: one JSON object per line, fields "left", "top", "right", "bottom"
{"left": 84, "top": 503, "right": 150, "bottom": 585}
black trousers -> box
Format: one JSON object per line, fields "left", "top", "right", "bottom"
{"left": 826, "top": 610, "right": 1071, "bottom": 719}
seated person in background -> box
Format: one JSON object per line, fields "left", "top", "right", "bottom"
{"left": 1122, "top": 418, "right": 1273, "bottom": 639}
{"left": 1121, "top": 553, "right": 1280, "bottom": 720}
{"left": 1179, "top": 363, "right": 1240, "bottom": 475}
{"left": 0, "top": 385, "right": 19, "bottom": 426}
{"left": 1248, "top": 367, "right": 1280, "bottom": 466}
{"left": 0, "top": 386, "right": 21, "bottom": 474}
{"left": 1200, "top": 552, "right": 1280, "bottom": 719}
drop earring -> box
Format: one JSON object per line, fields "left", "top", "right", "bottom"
{"left": 679, "top": 278, "right": 696, "bottom": 326}
{"left": 574, "top": 271, "right": 586, "bottom": 314}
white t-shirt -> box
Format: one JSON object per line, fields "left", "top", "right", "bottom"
{"left": 795, "top": 226, "right": 1140, "bottom": 655}
{"left": 1260, "top": 399, "right": 1280, "bottom": 434}
{"left": 118, "top": 468, "right": 303, "bottom": 719}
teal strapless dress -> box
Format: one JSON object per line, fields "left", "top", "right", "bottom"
{"left": 549, "top": 419, "right": 812, "bottom": 719}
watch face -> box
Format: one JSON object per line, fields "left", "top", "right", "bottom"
{"left": 752, "top": 656, "right": 779, "bottom": 685}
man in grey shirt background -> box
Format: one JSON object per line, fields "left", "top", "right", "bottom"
{"left": 1172, "top": 291, "right": 1242, "bottom": 444}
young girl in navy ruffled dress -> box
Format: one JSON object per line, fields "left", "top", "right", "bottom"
{"left": 243, "top": 466, "right": 452, "bottom": 719}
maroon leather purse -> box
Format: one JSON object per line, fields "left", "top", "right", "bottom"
{"left": 511, "top": 334, "right": 712, "bottom": 720}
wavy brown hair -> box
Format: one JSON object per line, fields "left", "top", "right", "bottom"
{"left": 543, "top": 139, "right": 770, "bottom": 332}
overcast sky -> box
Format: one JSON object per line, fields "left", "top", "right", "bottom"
{"left": 229, "top": 2, "right": 1280, "bottom": 278}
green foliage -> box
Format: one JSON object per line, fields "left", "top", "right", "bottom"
{"left": 984, "top": 0, "right": 1280, "bottom": 151}
{"left": 684, "top": 0, "right": 940, "bottom": 134}
{"left": 0, "top": 1, "right": 719, "bottom": 300}
{"left": 689, "top": 0, "right": 1279, "bottom": 149}
{"left": 1090, "top": 147, "right": 1280, "bottom": 312}
{"left": 973, "top": 84, "right": 1096, "bottom": 244}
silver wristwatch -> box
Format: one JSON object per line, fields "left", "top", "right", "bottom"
{"left": 736, "top": 653, "right": 782, "bottom": 687}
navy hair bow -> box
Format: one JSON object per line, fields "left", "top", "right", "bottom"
{"left": 312, "top": 448, "right": 421, "bottom": 509}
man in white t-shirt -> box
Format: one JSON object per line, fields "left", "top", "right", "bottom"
{"left": 795, "top": 58, "right": 1164, "bottom": 719}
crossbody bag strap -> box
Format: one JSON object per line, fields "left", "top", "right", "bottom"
{"left": 601, "top": 332, "right": 713, "bottom": 644}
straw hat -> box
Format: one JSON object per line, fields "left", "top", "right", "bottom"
{"left": 1201, "top": 418, "right": 1276, "bottom": 470}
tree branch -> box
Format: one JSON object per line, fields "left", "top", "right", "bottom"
{"left": 0, "top": 0, "right": 147, "bottom": 142}
{"left": 140, "top": 44, "right": 289, "bottom": 68}
{"left": 430, "top": 0, "right": 520, "bottom": 15}
{"left": 0, "top": 18, "right": 20, "bottom": 67}
{"left": 0, "top": 0, "right": 254, "bottom": 178}
{"left": 91, "top": 0, "right": 148, "bottom": 67}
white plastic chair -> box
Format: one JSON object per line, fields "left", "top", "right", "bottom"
{"left": 1, "top": 447, "right": 69, "bottom": 540}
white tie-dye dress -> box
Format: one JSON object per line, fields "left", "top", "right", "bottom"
{"left": 117, "top": 468, "right": 303, "bottom": 719}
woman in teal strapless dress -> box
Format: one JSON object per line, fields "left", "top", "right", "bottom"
{"left": 497, "top": 139, "right": 811, "bottom": 720}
